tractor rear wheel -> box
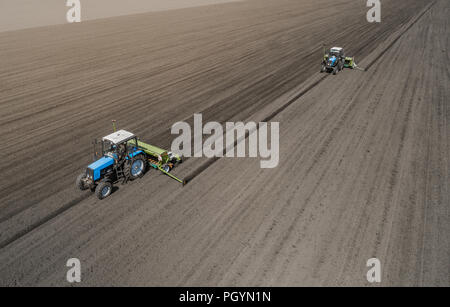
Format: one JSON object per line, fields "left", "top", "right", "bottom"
{"left": 95, "top": 181, "right": 113, "bottom": 200}
{"left": 76, "top": 173, "right": 88, "bottom": 191}
{"left": 125, "top": 154, "right": 147, "bottom": 180}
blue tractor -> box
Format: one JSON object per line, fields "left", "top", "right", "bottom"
{"left": 321, "top": 47, "right": 345, "bottom": 75}
{"left": 77, "top": 125, "right": 184, "bottom": 200}
{"left": 76, "top": 130, "right": 147, "bottom": 199}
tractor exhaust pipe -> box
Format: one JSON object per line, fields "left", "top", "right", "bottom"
{"left": 92, "top": 139, "right": 98, "bottom": 161}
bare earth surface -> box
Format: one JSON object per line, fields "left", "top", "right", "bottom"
{"left": 0, "top": 0, "right": 448, "bottom": 286}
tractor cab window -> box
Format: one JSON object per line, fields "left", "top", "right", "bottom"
{"left": 117, "top": 143, "right": 127, "bottom": 156}
{"left": 102, "top": 140, "right": 115, "bottom": 155}
{"left": 126, "top": 138, "right": 139, "bottom": 152}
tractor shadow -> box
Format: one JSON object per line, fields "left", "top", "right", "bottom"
{"left": 111, "top": 186, "right": 120, "bottom": 195}
{"left": 89, "top": 185, "right": 120, "bottom": 197}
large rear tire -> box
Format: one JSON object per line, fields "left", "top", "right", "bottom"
{"left": 95, "top": 181, "right": 113, "bottom": 200}
{"left": 124, "top": 154, "right": 147, "bottom": 180}
{"left": 76, "top": 173, "right": 88, "bottom": 191}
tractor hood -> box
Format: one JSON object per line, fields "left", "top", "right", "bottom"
{"left": 328, "top": 55, "right": 337, "bottom": 66}
{"left": 87, "top": 156, "right": 114, "bottom": 181}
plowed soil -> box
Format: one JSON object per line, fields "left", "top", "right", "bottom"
{"left": 0, "top": 0, "right": 448, "bottom": 286}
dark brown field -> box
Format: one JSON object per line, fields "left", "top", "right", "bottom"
{"left": 0, "top": 0, "right": 448, "bottom": 286}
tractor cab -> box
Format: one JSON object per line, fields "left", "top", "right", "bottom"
{"left": 329, "top": 47, "right": 344, "bottom": 57}
{"left": 101, "top": 130, "right": 139, "bottom": 160}
{"left": 327, "top": 47, "right": 344, "bottom": 64}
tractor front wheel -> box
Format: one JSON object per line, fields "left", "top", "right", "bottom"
{"left": 95, "top": 181, "right": 113, "bottom": 200}
{"left": 76, "top": 173, "right": 88, "bottom": 191}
